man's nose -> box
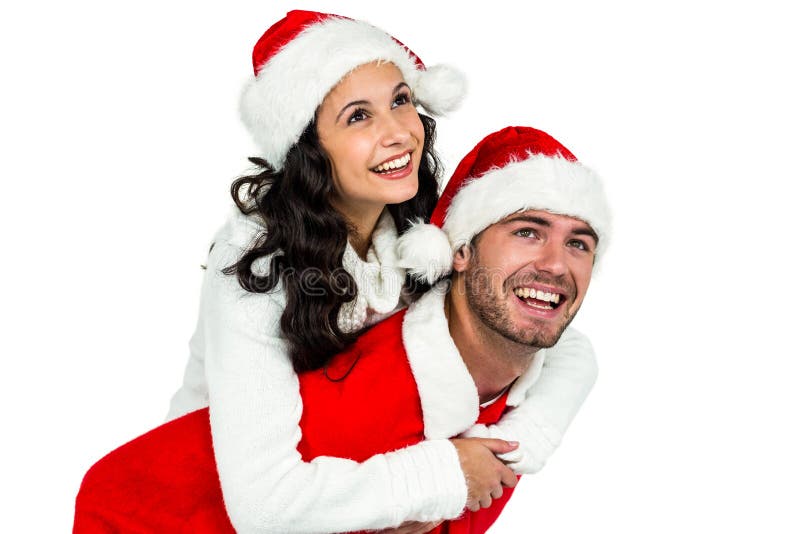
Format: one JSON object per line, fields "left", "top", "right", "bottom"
{"left": 531, "top": 239, "right": 568, "bottom": 276}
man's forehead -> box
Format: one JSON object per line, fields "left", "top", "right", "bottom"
{"left": 496, "top": 209, "right": 595, "bottom": 233}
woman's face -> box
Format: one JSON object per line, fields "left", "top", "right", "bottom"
{"left": 316, "top": 61, "right": 425, "bottom": 221}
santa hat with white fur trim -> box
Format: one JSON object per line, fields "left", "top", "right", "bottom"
{"left": 239, "top": 10, "right": 467, "bottom": 170}
{"left": 397, "top": 126, "right": 612, "bottom": 283}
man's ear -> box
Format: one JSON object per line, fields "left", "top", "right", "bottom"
{"left": 451, "top": 244, "right": 472, "bottom": 273}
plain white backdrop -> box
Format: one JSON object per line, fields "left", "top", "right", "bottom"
{"left": 2, "top": 1, "right": 798, "bottom": 532}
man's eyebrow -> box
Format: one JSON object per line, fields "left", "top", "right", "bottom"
{"left": 502, "top": 214, "right": 599, "bottom": 244}
{"left": 500, "top": 215, "right": 551, "bottom": 227}
{"left": 573, "top": 227, "right": 599, "bottom": 245}
{"left": 334, "top": 82, "right": 409, "bottom": 123}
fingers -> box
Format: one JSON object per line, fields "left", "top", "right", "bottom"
{"left": 475, "top": 438, "right": 520, "bottom": 454}
{"left": 490, "top": 484, "right": 504, "bottom": 499}
{"left": 374, "top": 520, "right": 442, "bottom": 534}
{"left": 499, "top": 465, "right": 518, "bottom": 488}
{"left": 406, "top": 522, "right": 436, "bottom": 534}
{"left": 451, "top": 437, "right": 520, "bottom": 516}
{"left": 415, "top": 521, "right": 441, "bottom": 534}
{"left": 397, "top": 522, "right": 433, "bottom": 534}
{"left": 469, "top": 492, "right": 498, "bottom": 511}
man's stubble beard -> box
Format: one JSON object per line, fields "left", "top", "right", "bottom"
{"left": 463, "top": 262, "right": 578, "bottom": 350}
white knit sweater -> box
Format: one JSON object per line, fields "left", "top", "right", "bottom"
{"left": 167, "top": 208, "right": 598, "bottom": 533}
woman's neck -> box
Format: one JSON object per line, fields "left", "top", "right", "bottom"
{"left": 333, "top": 201, "right": 385, "bottom": 260}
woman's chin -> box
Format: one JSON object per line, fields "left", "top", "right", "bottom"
{"left": 381, "top": 178, "right": 419, "bottom": 205}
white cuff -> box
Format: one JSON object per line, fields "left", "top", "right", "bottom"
{"left": 384, "top": 439, "right": 467, "bottom": 522}
{"left": 460, "top": 422, "right": 545, "bottom": 475}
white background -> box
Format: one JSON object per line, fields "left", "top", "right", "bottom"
{"left": 2, "top": 1, "right": 798, "bottom": 532}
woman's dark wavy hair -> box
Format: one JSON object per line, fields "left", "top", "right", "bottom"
{"left": 223, "top": 114, "right": 440, "bottom": 372}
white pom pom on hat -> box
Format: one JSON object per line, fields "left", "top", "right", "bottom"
{"left": 239, "top": 10, "right": 468, "bottom": 170}
{"left": 396, "top": 219, "right": 454, "bottom": 284}
{"left": 412, "top": 64, "right": 468, "bottom": 116}
{"left": 397, "top": 126, "right": 612, "bottom": 284}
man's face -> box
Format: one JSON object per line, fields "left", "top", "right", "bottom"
{"left": 454, "top": 209, "right": 597, "bottom": 348}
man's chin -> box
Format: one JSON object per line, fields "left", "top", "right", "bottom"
{"left": 512, "top": 320, "right": 569, "bottom": 348}
{"left": 520, "top": 332, "right": 562, "bottom": 349}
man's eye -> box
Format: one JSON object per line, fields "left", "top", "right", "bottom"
{"left": 392, "top": 92, "right": 411, "bottom": 108}
{"left": 348, "top": 109, "right": 368, "bottom": 124}
{"left": 567, "top": 239, "right": 588, "bottom": 251}
{"left": 515, "top": 228, "right": 537, "bottom": 238}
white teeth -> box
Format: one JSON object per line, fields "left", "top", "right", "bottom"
{"left": 373, "top": 153, "right": 411, "bottom": 172}
{"left": 513, "top": 287, "right": 562, "bottom": 305}
{"left": 524, "top": 300, "right": 551, "bottom": 310}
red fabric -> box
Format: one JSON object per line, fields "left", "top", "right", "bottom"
{"left": 74, "top": 409, "right": 234, "bottom": 534}
{"left": 435, "top": 399, "right": 517, "bottom": 534}
{"left": 297, "top": 312, "right": 425, "bottom": 461}
{"left": 430, "top": 126, "right": 578, "bottom": 227}
{"left": 252, "top": 10, "right": 331, "bottom": 75}
{"left": 297, "top": 311, "right": 515, "bottom": 534}
{"left": 250, "top": 10, "right": 425, "bottom": 76}
{"left": 74, "top": 311, "right": 516, "bottom": 533}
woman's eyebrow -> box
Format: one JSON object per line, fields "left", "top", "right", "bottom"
{"left": 335, "top": 82, "right": 411, "bottom": 122}
{"left": 336, "top": 100, "right": 370, "bottom": 122}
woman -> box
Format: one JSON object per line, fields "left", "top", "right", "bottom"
{"left": 166, "top": 10, "right": 598, "bottom": 534}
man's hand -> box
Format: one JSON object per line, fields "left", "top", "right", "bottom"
{"left": 372, "top": 520, "right": 443, "bottom": 534}
{"left": 450, "top": 438, "right": 519, "bottom": 512}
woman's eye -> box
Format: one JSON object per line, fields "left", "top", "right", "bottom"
{"left": 348, "top": 109, "right": 368, "bottom": 124}
{"left": 392, "top": 92, "right": 411, "bottom": 108}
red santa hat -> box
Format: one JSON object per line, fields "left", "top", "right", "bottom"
{"left": 239, "top": 10, "right": 467, "bottom": 170}
{"left": 397, "top": 126, "right": 612, "bottom": 283}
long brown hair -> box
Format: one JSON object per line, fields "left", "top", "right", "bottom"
{"left": 223, "top": 115, "right": 441, "bottom": 372}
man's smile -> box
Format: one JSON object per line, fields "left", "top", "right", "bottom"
{"left": 511, "top": 282, "right": 569, "bottom": 319}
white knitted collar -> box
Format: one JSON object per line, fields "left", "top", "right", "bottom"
{"left": 402, "top": 282, "right": 546, "bottom": 439}
{"left": 338, "top": 210, "right": 406, "bottom": 332}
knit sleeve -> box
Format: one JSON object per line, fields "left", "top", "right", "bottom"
{"left": 199, "top": 240, "right": 467, "bottom": 534}
{"left": 462, "top": 327, "right": 598, "bottom": 474}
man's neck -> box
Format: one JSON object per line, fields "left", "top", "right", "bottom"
{"left": 445, "top": 289, "right": 539, "bottom": 404}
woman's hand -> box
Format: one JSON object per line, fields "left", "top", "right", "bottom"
{"left": 372, "top": 520, "right": 443, "bottom": 534}
{"left": 450, "top": 438, "right": 519, "bottom": 512}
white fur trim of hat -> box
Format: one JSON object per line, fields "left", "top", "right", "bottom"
{"left": 239, "top": 11, "right": 467, "bottom": 170}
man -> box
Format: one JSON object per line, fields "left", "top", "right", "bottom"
{"left": 74, "top": 126, "right": 610, "bottom": 533}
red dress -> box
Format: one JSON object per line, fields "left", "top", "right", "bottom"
{"left": 74, "top": 311, "right": 516, "bottom": 533}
